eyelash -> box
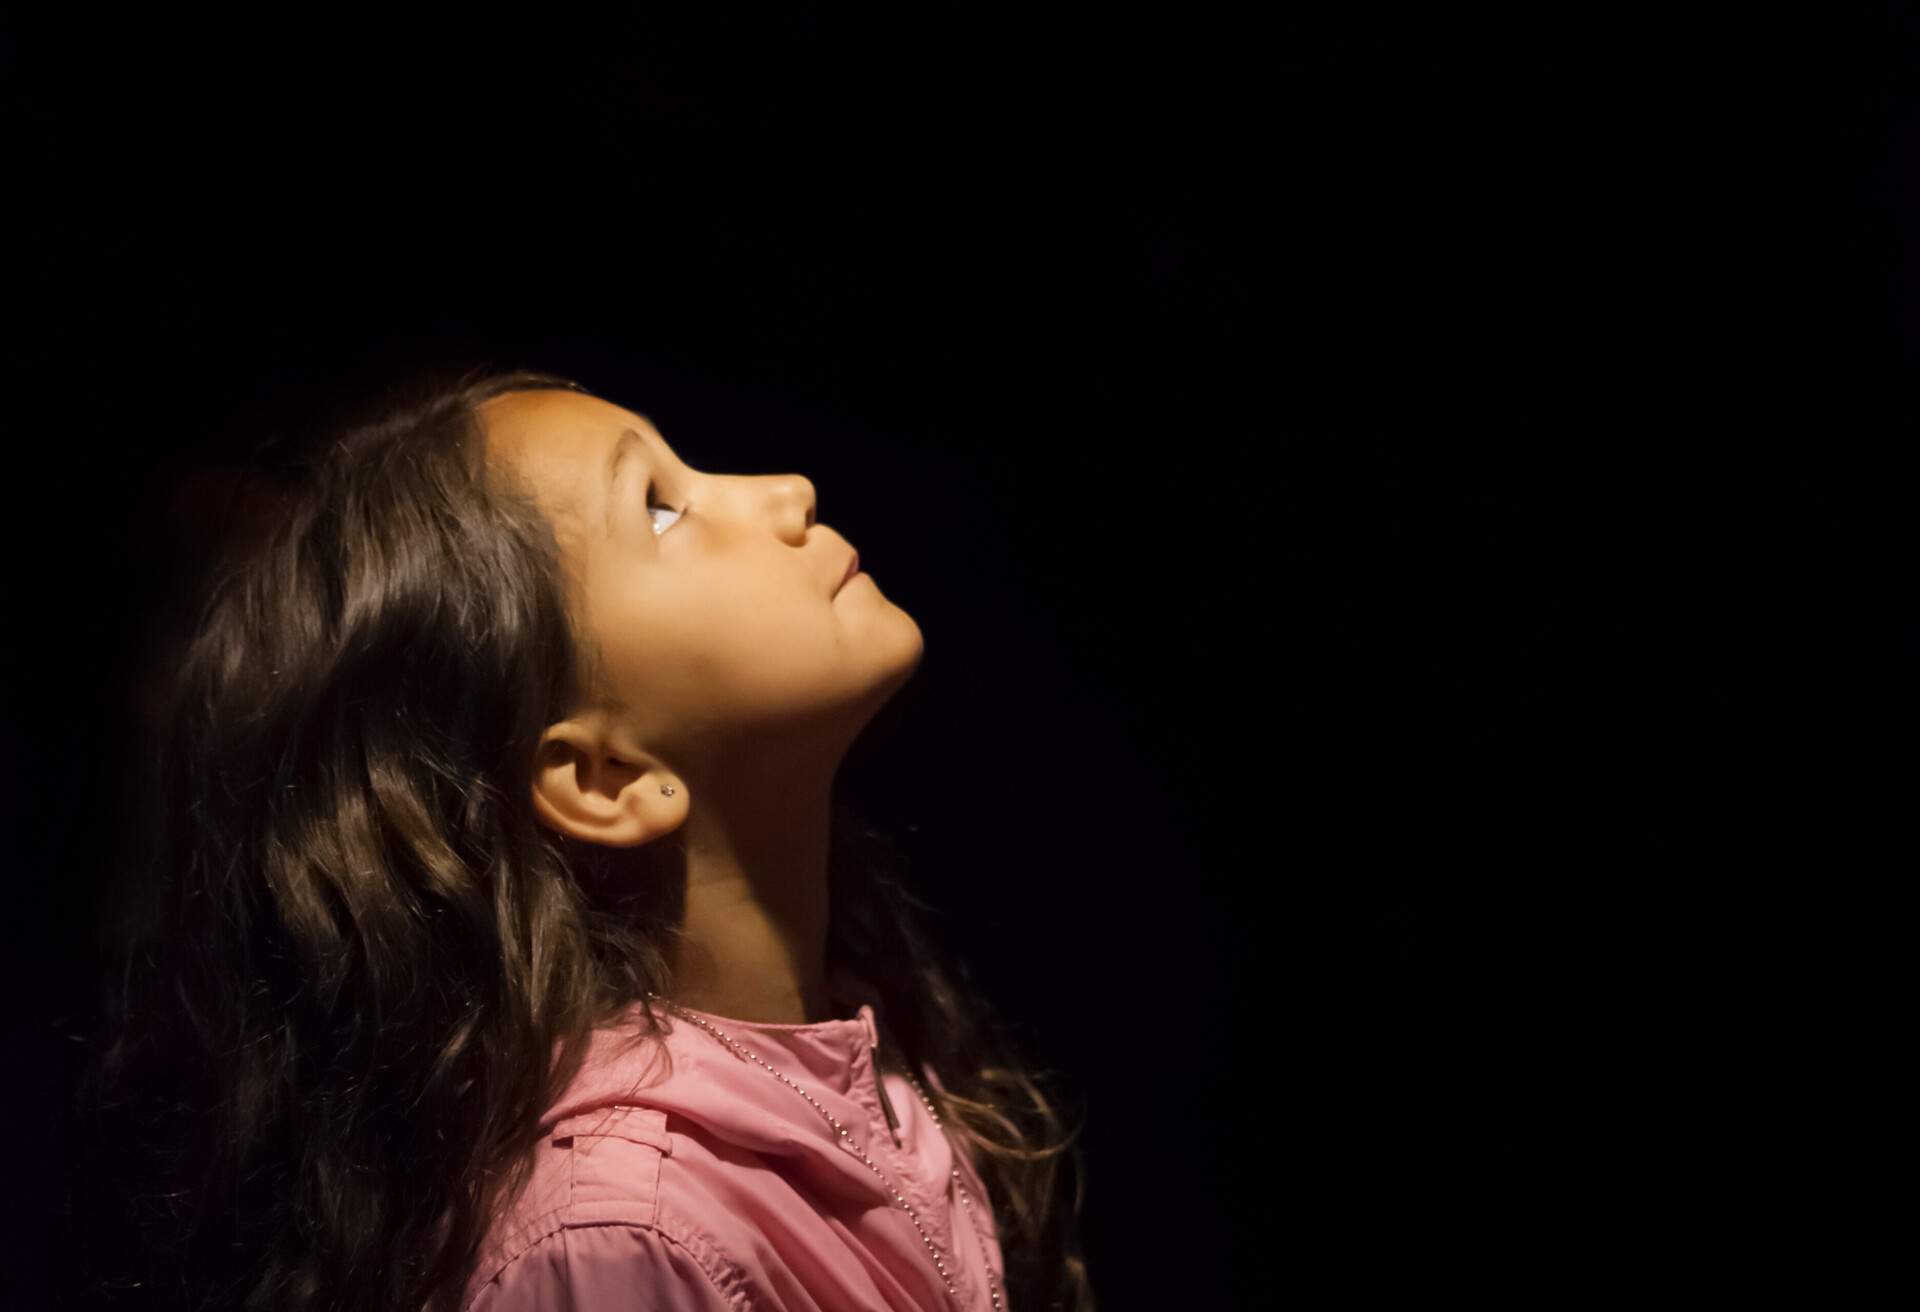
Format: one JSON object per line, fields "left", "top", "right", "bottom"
{"left": 646, "top": 481, "right": 685, "bottom": 535}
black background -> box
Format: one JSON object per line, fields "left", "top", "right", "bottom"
{"left": 1, "top": 6, "right": 1890, "bottom": 1308}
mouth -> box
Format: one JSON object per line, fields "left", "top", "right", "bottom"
{"left": 836, "top": 549, "right": 860, "bottom": 593}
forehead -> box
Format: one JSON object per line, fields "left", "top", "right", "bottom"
{"left": 476, "top": 388, "right": 650, "bottom": 461}
{"left": 475, "top": 389, "right": 654, "bottom": 532}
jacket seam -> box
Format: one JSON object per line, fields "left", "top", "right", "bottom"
{"left": 627, "top": 1213, "right": 762, "bottom": 1312}
{"left": 462, "top": 1201, "right": 571, "bottom": 1308}
{"left": 462, "top": 1213, "right": 758, "bottom": 1312}
{"left": 463, "top": 1133, "right": 758, "bottom": 1312}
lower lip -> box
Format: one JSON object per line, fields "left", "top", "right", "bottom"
{"left": 839, "top": 569, "right": 865, "bottom": 593}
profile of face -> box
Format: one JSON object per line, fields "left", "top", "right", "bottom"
{"left": 476, "top": 387, "right": 925, "bottom": 851}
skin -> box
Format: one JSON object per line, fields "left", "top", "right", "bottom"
{"left": 477, "top": 388, "right": 925, "bottom": 1025}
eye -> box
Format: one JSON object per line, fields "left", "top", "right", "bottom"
{"left": 646, "top": 481, "right": 685, "bottom": 536}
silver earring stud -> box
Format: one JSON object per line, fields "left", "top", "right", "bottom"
{"left": 660, "top": 785, "right": 675, "bottom": 797}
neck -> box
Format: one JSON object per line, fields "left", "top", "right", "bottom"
{"left": 663, "top": 768, "right": 840, "bottom": 1026}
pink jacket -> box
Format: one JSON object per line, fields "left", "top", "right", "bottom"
{"left": 461, "top": 973, "right": 1008, "bottom": 1311}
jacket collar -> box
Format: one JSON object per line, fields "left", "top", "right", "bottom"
{"left": 540, "top": 964, "right": 893, "bottom": 1131}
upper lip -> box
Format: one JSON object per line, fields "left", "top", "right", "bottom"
{"left": 836, "top": 548, "right": 860, "bottom": 592}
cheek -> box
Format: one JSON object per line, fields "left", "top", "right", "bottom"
{"left": 617, "top": 585, "right": 848, "bottom": 724}
{"left": 709, "top": 586, "right": 845, "bottom": 688}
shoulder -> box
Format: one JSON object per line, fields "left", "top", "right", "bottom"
{"left": 464, "top": 1221, "right": 753, "bottom": 1312}
{"left": 463, "top": 1106, "right": 760, "bottom": 1312}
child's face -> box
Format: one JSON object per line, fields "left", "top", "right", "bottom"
{"left": 477, "top": 388, "right": 923, "bottom": 834}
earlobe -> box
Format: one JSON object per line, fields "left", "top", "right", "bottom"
{"left": 529, "top": 726, "right": 685, "bottom": 848}
{"left": 529, "top": 775, "right": 664, "bottom": 849}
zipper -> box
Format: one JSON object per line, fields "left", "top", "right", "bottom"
{"left": 858, "top": 1004, "right": 905, "bottom": 1146}
{"left": 873, "top": 1044, "right": 903, "bottom": 1144}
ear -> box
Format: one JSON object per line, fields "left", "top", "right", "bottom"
{"left": 530, "top": 719, "right": 686, "bottom": 848}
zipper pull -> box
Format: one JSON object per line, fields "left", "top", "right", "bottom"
{"left": 855, "top": 1004, "right": 904, "bottom": 1146}
{"left": 871, "top": 1043, "right": 904, "bottom": 1145}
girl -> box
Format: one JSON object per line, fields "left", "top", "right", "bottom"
{"left": 75, "top": 364, "right": 1093, "bottom": 1312}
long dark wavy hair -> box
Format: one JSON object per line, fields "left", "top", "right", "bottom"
{"left": 68, "top": 362, "right": 1093, "bottom": 1312}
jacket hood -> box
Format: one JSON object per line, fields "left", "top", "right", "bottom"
{"left": 536, "top": 966, "right": 946, "bottom": 1210}
{"left": 466, "top": 965, "right": 1007, "bottom": 1312}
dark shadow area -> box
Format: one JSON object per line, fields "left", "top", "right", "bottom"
{"left": 0, "top": 6, "right": 1881, "bottom": 1308}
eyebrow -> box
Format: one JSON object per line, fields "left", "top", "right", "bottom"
{"left": 604, "top": 421, "right": 655, "bottom": 536}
